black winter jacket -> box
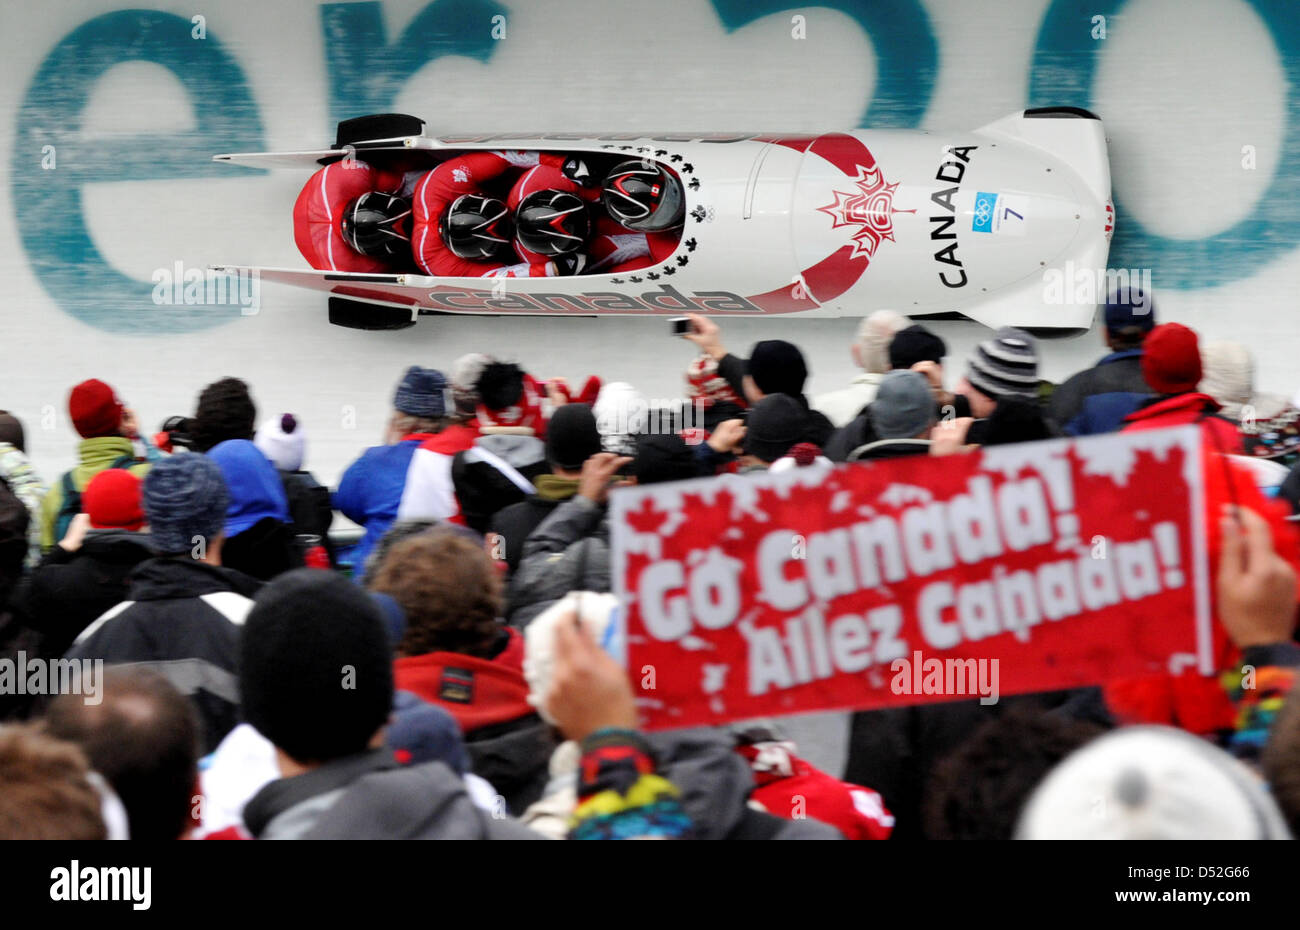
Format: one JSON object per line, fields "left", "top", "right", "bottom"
{"left": 66, "top": 557, "right": 263, "bottom": 752}
{"left": 16, "top": 529, "right": 153, "bottom": 660}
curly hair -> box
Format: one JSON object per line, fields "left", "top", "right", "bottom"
{"left": 923, "top": 706, "right": 1105, "bottom": 840}
{"left": 190, "top": 377, "right": 256, "bottom": 452}
{"left": 368, "top": 530, "right": 503, "bottom": 659}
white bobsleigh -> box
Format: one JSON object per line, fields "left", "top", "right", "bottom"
{"left": 211, "top": 109, "right": 1112, "bottom": 334}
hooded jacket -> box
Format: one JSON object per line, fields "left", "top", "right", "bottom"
{"left": 17, "top": 528, "right": 154, "bottom": 660}
{"left": 243, "top": 748, "right": 544, "bottom": 840}
{"left": 38, "top": 436, "right": 150, "bottom": 549}
{"left": 66, "top": 557, "right": 262, "bottom": 752}
{"left": 450, "top": 434, "right": 548, "bottom": 534}
{"left": 488, "top": 475, "right": 580, "bottom": 576}
{"left": 1120, "top": 392, "right": 1245, "bottom": 453}
{"left": 207, "top": 440, "right": 291, "bottom": 535}
{"left": 334, "top": 432, "right": 440, "bottom": 579}
{"left": 507, "top": 495, "right": 610, "bottom": 628}
{"left": 208, "top": 440, "right": 301, "bottom": 580}
{"left": 1047, "top": 348, "right": 1150, "bottom": 429}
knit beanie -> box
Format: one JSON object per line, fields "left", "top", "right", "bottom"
{"left": 1199, "top": 340, "right": 1254, "bottom": 409}
{"left": 69, "top": 379, "right": 125, "bottom": 439}
{"left": 1015, "top": 726, "right": 1290, "bottom": 839}
{"left": 632, "top": 433, "right": 697, "bottom": 485}
{"left": 748, "top": 341, "right": 808, "bottom": 398}
{"left": 393, "top": 366, "right": 450, "bottom": 419}
{"left": 965, "top": 327, "right": 1039, "bottom": 401}
{"left": 545, "top": 403, "right": 603, "bottom": 471}
{"left": 1141, "top": 323, "right": 1202, "bottom": 395}
{"left": 254, "top": 414, "right": 306, "bottom": 473}
{"left": 870, "top": 370, "right": 935, "bottom": 440}
{"left": 83, "top": 469, "right": 145, "bottom": 531}
{"left": 240, "top": 569, "right": 394, "bottom": 764}
{"left": 142, "top": 453, "right": 229, "bottom": 554}
{"left": 477, "top": 362, "right": 545, "bottom": 434}
{"left": 0, "top": 412, "right": 25, "bottom": 452}
{"left": 387, "top": 691, "right": 470, "bottom": 774}
{"left": 744, "top": 394, "right": 808, "bottom": 463}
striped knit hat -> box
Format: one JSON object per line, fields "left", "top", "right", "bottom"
{"left": 966, "top": 327, "right": 1039, "bottom": 401}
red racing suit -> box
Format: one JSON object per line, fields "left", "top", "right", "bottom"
{"left": 507, "top": 161, "right": 679, "bottom": 272}
{"left": 293, "top": 160, "right": 419, "bottom": 272}
{"left": 412, "top": 151, "right": 573, "bottom": 278}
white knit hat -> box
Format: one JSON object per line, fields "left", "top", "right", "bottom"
{"left": 1015, "top": 725, "right": 1290, "bottom": 840}
{"left": 253, "top": 413, "right": 306, "bottom": 473}
{"left": 522, "top": 592, "right": 620, "bottom": 724}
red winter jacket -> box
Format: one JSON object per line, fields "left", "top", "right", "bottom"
{"left": 1102, "top": 443, "right": 1300, "bottom": 735}
{"left": 393, "top": 626, "right": 533, "bottom": 734}
{"left": 738, "top": 741, "right": 895, "bottom": 840}
{"left": 1120, "top": 392, "right": 1245, "bottom": 454}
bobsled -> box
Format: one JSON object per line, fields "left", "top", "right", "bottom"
{"left": 211, "top": 109, "right": 1112, "bottom": 334}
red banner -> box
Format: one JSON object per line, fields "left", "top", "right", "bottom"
{"left": 610, "top": 426, "right": 1212, "bottom": 731}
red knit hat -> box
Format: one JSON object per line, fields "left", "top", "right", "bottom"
{"left": 68, "top": 379, "right": 125, "bottom": 438}
{"left": 1141, "top": 323, "right": 1202, "bottom": 395}
{"left": 82, "top": 469, "right": 144, "bottom": 531}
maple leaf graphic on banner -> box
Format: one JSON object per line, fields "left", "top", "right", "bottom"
{"left": 625, "top": 495, "right": 671, "bottom": 536}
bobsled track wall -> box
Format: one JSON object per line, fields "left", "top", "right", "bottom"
{"left": 3, "top": 0, "right": 1297, "bottom": 485}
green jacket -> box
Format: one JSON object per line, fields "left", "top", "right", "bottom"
{"left": 39, "top": 436, "right": 150, "bottom": 549}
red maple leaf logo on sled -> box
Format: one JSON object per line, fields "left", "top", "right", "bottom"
{"left": 816, "top": 163, "right": 911, "bottom": 262}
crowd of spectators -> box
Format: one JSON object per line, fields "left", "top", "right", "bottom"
{"left": 3, "top": 293, "right": 1300, "bottom": 840}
